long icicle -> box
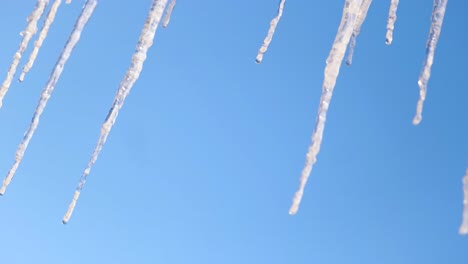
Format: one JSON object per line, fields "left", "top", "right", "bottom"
{"left": 162, "top": 0, "right": 176, "bottom": 28}
{"left": 345, "top": 0, "right": 373, "bottom": 66}
{"left": 289, "top": 0, "right": 363, "bottom": 215}
{"left": 19, "top": 0, "right": 64, "bottom": 82}
{"left": 413, "top": 0, "right": 448, "bottom": 125}
{"left": 255, "top": 0, "right": 286, "bottom": 64}
{"left": 459, "top": 169, "right": 468, "bottom": 235}
{"left": 62, "top": 0, "right": 168, "bottom": 224}
{"left": 385, "top": 0, "right": 399, "bottom": 45}
{"left": 0, "top": 0, "right": 48, "bottom": 109}
{"left": 0, "top": 0, "right": 97, "bottom": 196}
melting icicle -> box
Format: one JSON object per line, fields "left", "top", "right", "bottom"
{"left": 62, "top": 0, "right": 168, "bottom": 224}
{"left": 19, "top": 0, "right": 64, "bottom": 82}
{"left": 0, "top": 0, "right": 48, "bottom": 109}
{"left": 289, "top": 0, "right": 363, "bottom": 215}
{"left": 0, "top": 0, "right": 97, "bottom": 196}
{"left": 162, "top": 0, "right": 176, "bottom": 28}
{"left": 255, "top": 0, "right": 286, "bottom": 64}
{"left": 413, "top": 0, "right": 448, "bottom": 125}
{"left": 460, "top": 169, "right": 468, "bottom": 235}
{"left": 345, "top": 0, "right": 373, "bottom": 66}
{"left": 385, "top": 0, "right": 399, "bottom": 45}
{"left": 66, "top": 0, "right": 72, "bottom": 3}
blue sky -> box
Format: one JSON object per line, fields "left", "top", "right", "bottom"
{"left": 0, "top": 0, "right": 467, "bottom": 263}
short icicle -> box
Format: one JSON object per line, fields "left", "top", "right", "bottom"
{"left": 289, "top": 0, "right": 363, "bottom": 215}
{"left": 385, "top": 0, "right": 399, "bottom": 45}
{"left": 255, "top": 0, "right": 286, "bottom": 64}
{"left": 345, "top": 0, "right": 373, "bottom": 66}
{"left": 162, "top": 0, "right": 176, "bottom": 28}
{"left": 62, "top": 0, "right": 168, "bottom": 224}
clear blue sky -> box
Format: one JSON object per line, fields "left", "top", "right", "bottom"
{"left": 0, "top": 1, "right": 467, "bottom": 263}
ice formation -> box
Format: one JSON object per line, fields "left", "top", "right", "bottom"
{"left": 255, "top": 0, "right": 286, "bottom": 64}
{"left": 0, "top": 0, "right": 97, "bottom": 195}
{"left": 63, "top": 0, "right": 169, "bottom": 224}
{"left": 0, "top": 0, "right": 48, "bottom": 108}
{"left": 289, "top": 0, "right": 363, "bottom": 215}
{"left": 385, "top": 0, "right": 399, "bottom": 45}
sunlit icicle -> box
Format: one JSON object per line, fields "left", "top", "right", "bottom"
{"left": 0, "top": 0, "right": 48, "bottom": 109}
{"left": 289, "top": 0, "right": 363, "bottom": 215}
{"left": 66, "top": 0, "right": 72, "bottom": 3}
{"left": 255, "top": 0, "right": 286, "bottom": 64}
{"left": 385, "top": 0, "right": 399, "bottom": 45}
{"left": 162, "top": 0, "right": 176, "bottom": 28}
{"left": 19, "top": 0, "right": 64, "bottom": 82}
{"left": 62, "top": 0, "right": 168, "bottom": 224}
{"left": 345, "top": 0, "right": 373, "bottom": 66}
{"left": 413, "top": 0, "right": 448, "bottom": 125}
{"left": 459, "top": 169, "right": 468, "bottom": 235}
{"left": 0, "top": 0, "right": 97, "bottom": 196}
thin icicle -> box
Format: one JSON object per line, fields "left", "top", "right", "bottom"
{"left": 162, "top": 0, "right": 176, "bottom": 28}
{"left": 345, "top": 0, "right": 373, "bottom": 66}
{"left": 66, "top": 0, "right": 72, "bottom": 3}
{"left": 0, "top": 0, "right": 97, "bottom": 196}
{"left": 19, "top": 0, "right": 63, "bottom": 82}
{"left": 0, "top": 0, "right": 48, "bottom": 109}
{"left": 413, "top": 0, "right": 448, "bottom": 125}
{"left": 289, "top": 0, "right": 362, "bottom": 215}
{"left": 62, "top": 0, "right": 168, "bottom": 224}
{"left": 385, "top": 0, "right": 399, "bottom": 45}
{"left": 255, "top": 0, "right": 286, "bottom": 64}
{"left": 459, "top": 169, "right": 468, "bottom": 235}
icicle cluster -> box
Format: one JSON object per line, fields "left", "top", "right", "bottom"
{"left": 1, "top": 0, "right": 463, "bottom": 234}
{"left": 0, "top": 0, "right": 97, "bottom": 196}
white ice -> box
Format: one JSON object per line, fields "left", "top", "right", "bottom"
{"left": 255, "top": 0, "right": 286, "bottom": 64}
{"left": 413, "top": 0, "right": 448, "bottom": 125}
{"left": 289, "top": 0, "right": 363, "bottom": 215}
{"left": 385, "top": 0, "right": 399, "bottom": 45}
{"left": 63, "top": 0, "right": 168, "bottom": 224}
{"left": 0, "top": 0, "right": 48, "bottom": 109}
{"left": 0, "top": 0, "right": 97, "bottom": 196}
{"left": 162, "top": 0, "right": 176, "bottom": 28}
{"left": 19, "top": 0, "right": 64, "bottom": 82}
{"left": 345, "top": 0, "right": 373, "bottom": 66}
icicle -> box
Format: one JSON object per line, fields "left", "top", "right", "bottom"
{"left": 345, "top": 0, "right": 373, "bottom": 66}
{"left": 62, "top": 0, "right": 168, "bottom": 224}
{"left": 459, "top": 169, "right": 468, "bottom": 235}
{"left": 255, "top": 0, "right": 286, "bottom": 64}
{"left": 385, "top": 0, "right": 399, "bottom": 45}
{"left": 162, "top": 0, "right": 176, "bottom": 28}
{"left": 289, "top": 0, "right": 362, "bottom": 215}
{"left": 19, "top": 0, "right": 64, "bottom": 82}
{"left": 413, "top": 0, "right": 448, "bottom": 125}
{"left": 0, "top": 0, "right": 48, "bottom": 109}
{"left": 66, "top": 0, "right": 72, "bottom": 3}
{"left": 0, "top": 0, "right": 97, "bottom": 196}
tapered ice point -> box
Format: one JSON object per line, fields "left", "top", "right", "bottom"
{"left": 255, "top": 0, "right": 286, "bottom": 64}
{"left": 19, "top": 0, "right": 64, "bottom": 82}
{"left": 289, "top": 0, "right": 363, "bottom": 215}
{"left": 162, "top": 0, "right": 176, "bottom": 28}
{"left": 64, "top": 0, "right": 168, "bottom": 223}
{"left": 413, "top": 0, "right": 448, "bottom": 125}
{"left": 62, "top": 190, "right": 80, "bottom": 224}
{"left": 385, "top": 0, "right": 399, "bottom": 45}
